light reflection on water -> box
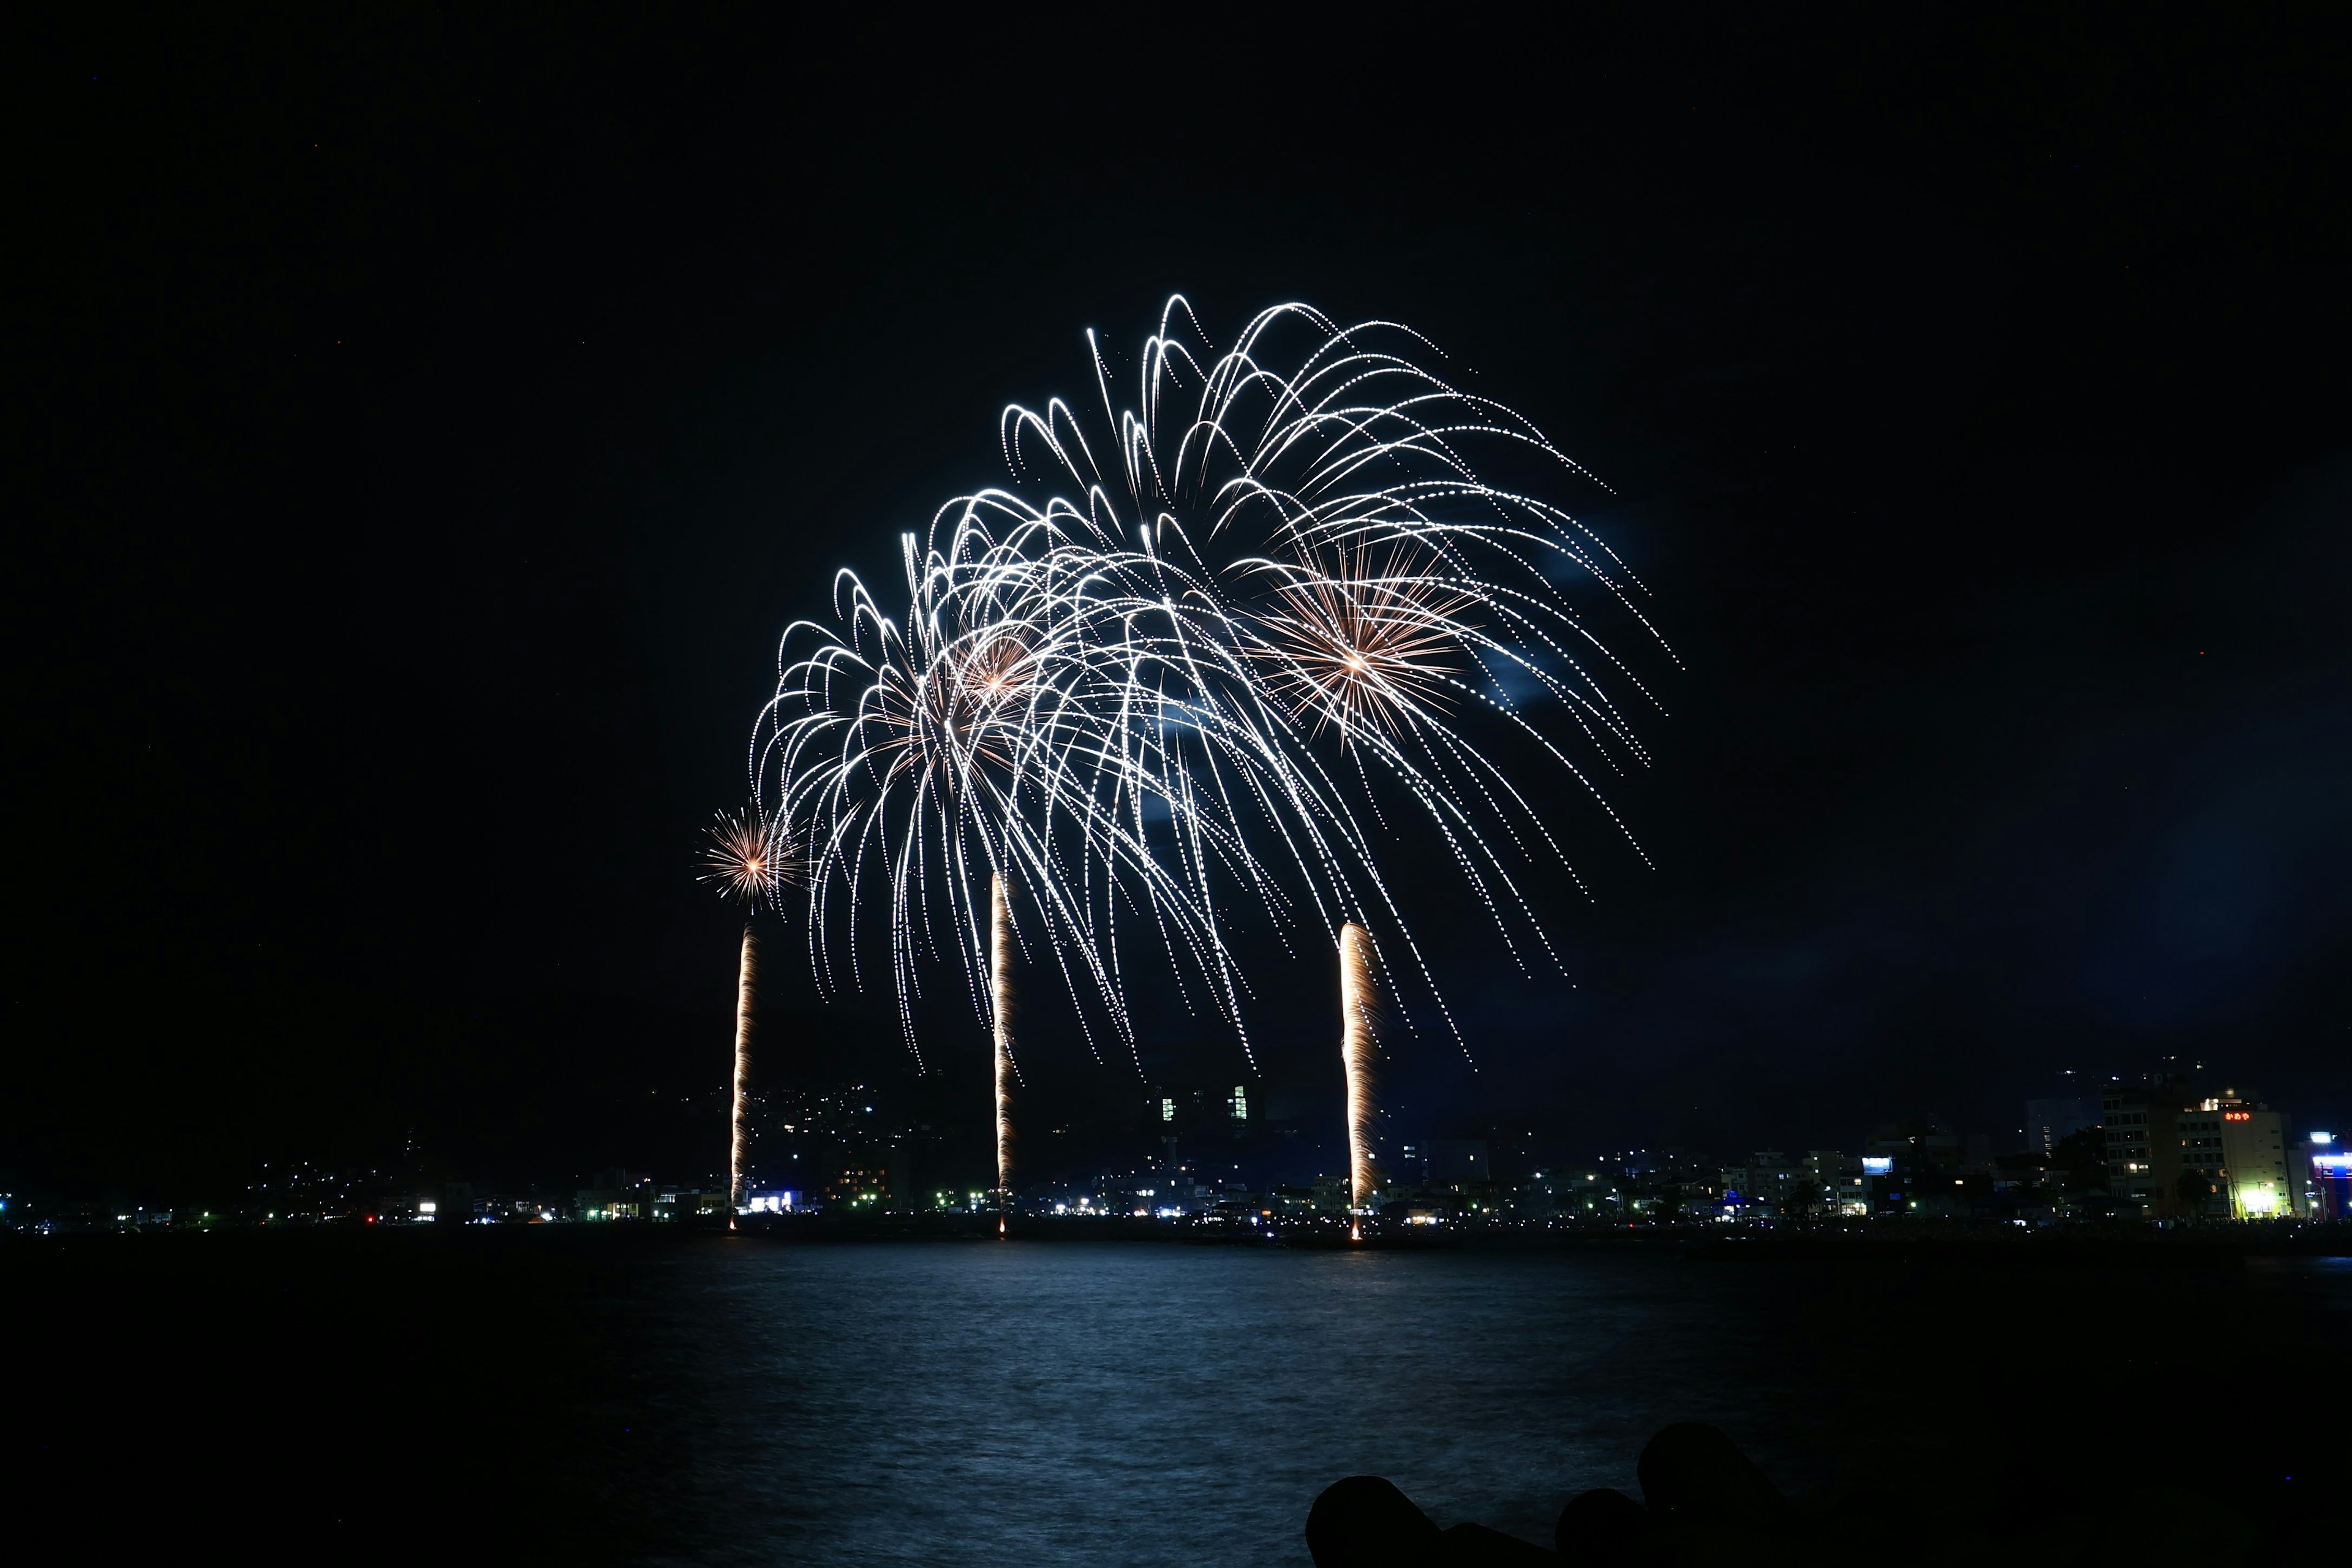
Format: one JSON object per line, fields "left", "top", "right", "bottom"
{"left": 612, "top": 1242, "right": 1858, "bottom": 1566}
{"left": 590, "top": 1238, "right": 2350, "bottom": 1566}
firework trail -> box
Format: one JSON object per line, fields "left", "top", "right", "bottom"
{"left": 701, "top": 809, "right": 791, "bottom": 1227}
{"left": 991, "top": 872, "right": 1014, "bottom": 1231}
{"left": 1339, "top": 921, "right": 1380, "bottom": 1221}
{"left": 729, "top": 925, "right": 756, "bottom": 1224}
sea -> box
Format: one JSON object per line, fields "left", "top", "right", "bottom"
{"left": 9, "top": 1231, "right": 2348, "bottom": 1564}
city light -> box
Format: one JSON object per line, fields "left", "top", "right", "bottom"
{"left": 1861, "top": 1157, "right": 1893, "bottom": 1175}
{"left": 2312, "top": 1132, "right": 2334, "bottom": 1145}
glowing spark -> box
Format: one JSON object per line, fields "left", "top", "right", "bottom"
{"left": 1340, "top": 921, "right": 1380, "bottom": 1214}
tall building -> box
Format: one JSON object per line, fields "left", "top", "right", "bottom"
{"left": 2176, "top": 1091, "right": 2292, "bottom": 1218}
{"left": 2101, "top": 1082, "right": 2182, "bottom": 1216}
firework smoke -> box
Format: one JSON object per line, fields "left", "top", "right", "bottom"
{"left": 1340, "top": 921, "right": 1380, "bottom": 1219}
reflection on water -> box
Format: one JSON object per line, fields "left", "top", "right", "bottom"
{"left": 16, "top": 1234, "right": 2346, "bottom": 1566}
{"left": 584, "top": 1240, "right": 2349, "bottom": 1566}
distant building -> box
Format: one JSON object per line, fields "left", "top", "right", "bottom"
{"left": 1312, "top": 1174, "right": 1351, "bottom": 1213}
{"left": 1868, "top": 1120, "right": 1962, "bottom": 1174}
{"left": 1545, "top": 1169, "right": 1617, "bottom": 1219}
{"left": 2026, "top": 1096, "right": 2101, "bottom": 1155}
{"left": 1803, "top": 1150, "right": 1869, "bottom": 1216}
{"left": 2176, "top": 1091, "right": 2291, "bottom": 1218}
{"left": 1719, "top": 1152, "right": 1800, "bottom": 1220}
{"left": 825, "top": 1164, "right": 888, "bottom": 1210}
{"left": 2101, "top": 1084, "right": 2183, "bottom": 1216}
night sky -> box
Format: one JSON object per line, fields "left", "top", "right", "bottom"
{"left": 14, "top": 10, "right": 2349, "bottom": 1197}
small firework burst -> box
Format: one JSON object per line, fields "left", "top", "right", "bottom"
{"left": 700, "top": 807, "right": 791, "bottom": 909}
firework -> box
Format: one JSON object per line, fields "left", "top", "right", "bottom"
{"left": 758, "top": 519, "right": 1263, "bottom": 1068}
{"left": 701, "top": 809, "right": 795, "bottom": 1227}
{"left": 1255, "top": 544, "right": 1479, "bottom": 742}
{"left": 1340, "top": 921, "right": 1380, "bottom": 1220}
{"left": 752, "top": 300, "right": 1665, "bottom": 1169}
{"left": 967, "top": 298, "right": 1671, "bottom": 1050}
{"left": 701, "top": 806, "right": 785, "bottom": 907}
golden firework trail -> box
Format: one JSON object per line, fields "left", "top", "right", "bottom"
{"left": 700, "top": 809, "right": 796, "bottom": 1227}
{"left": 991, "top": 872, "right": 1014, "bottom": 1232}
{"left": 730, "top": 924, "right": 756, "bottom": 1224}
{"left": 1340, "top": 921, "right": 1380, "bottom": 1217}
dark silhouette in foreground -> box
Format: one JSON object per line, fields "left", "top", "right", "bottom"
{"left": 1308, "top": 1417, "right": 2283, "bottom": 1567}
{"left": 1311, "top": 1422, "right": 1790, "bottom": 1564}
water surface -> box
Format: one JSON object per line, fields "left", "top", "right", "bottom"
{"left": 14, "top": 1233, "right": 2348, "bottom": 1565}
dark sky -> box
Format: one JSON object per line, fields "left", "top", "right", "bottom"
{"left": 13, "top": 9, "right": 2350, "bottom": 1195}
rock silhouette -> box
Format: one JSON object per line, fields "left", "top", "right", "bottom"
{"left": 1309, "top": 1422, "right": 1787, "bottom": 1567}
{"left": 1552, "top": 1487, "right": 1645, "bottom": 1566}
{"left": 1634, "top": 1422, "right": 1787, "bottom": 1531}
{"left": 1310, "top": 1419, "right": 2280, "bottom": 1568}
{"left": 1440, "top": 1520, "right": 1562, "bottom": 1564}
{"left": 1306, "top": 1476, "right": 1444, "bottom": 1567}
{"left": 1305, "top": 1476, "right": 1564, "bottom": 1566}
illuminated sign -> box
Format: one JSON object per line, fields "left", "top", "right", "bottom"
{"left": 1861, "top": 1157, "right": 1894, "bottom": 1175}
{"left": 2312, "top": 1132, "right": 2335, "bottom": 1145}
{"left": 2224, "top": 1110, "right": 2252, "bottom": 1122}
